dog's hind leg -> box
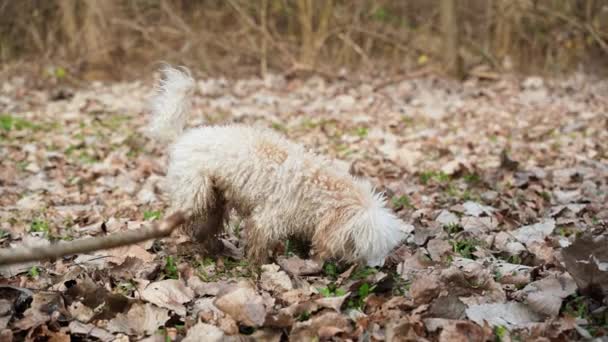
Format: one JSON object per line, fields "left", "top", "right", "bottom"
{"left": 189, "top": 186, "right": 227, "bottom": 243}
{"left": 187, "top": 184, "right": 229, "bottom": 255}
{"left": 168, "top": 170, "right": 227, "bottom": 252}
{"left": 243, "top": 217, "right": 274, "bottom": 265}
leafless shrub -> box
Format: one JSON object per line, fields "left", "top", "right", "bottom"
{"left": 0, "top": 0, "right": 606, "bottom": 79}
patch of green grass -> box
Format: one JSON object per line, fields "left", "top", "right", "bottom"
{"left": 164, "top": 256, "right": 179, "bottom": 279}
{"left": 223, "top": 257, "right": 249, "bottom": 270}
{"left": 78, "top": 152, "right": 99, "bottom": 164}
{"left": 0, "top": 114, "right": 36, "bottom": 132}
{"left": 219, "top": 257, "right": 255, "bottom": 278}
{"left": 451, "top": 239, "right": 479, "bottom": 259}
{"left": 46, "top": 66, "right": 67, "bottom": 79}
{"left": 463, "top": 173, "right": 481, "bottom": 185}
{"left": 285, "top": 239, "right": 294, "bottom": 256}
{"left": 30, "top": 219, "right": 50, "bottom": 234}
{"left": 419, "top": 170, "right": 450, "bottom": 185}
{"left": 355, "top": 127, "right": 368, "bottom": 138}
{"left": 28, "top": 266, "right": 40, "bottom": 278}
{"left": 557, "top": 226, "right": 575, "bottom": 237}
{"left": 391, "top": 195, "right": 412, "bottom": 210}
{"left": 372, "top": 7, "right": 388, "bottom": 21}
{"left": 563, "top": 295, "right": 608, "bottom": 337}
{"left": 507, "top": 254, "right": 522, "bottom": 265}
{"left": 116, "top": 281, "right": 136, "bottom": 296}
{"left": 197, "top": 258, "right": 219, "bottom": 282}
{"left": 100, "top": 114, "right": 129, "bottom": 130}
{"left": 563, "top": 295, "right": 589, "bottom": 319}
{"left": 539, "top": 191, "right": 551, "bottom": 202}
{"left": 232, "top": 222, "right": 241, "bottom": 237}
{"left": 347, "top": 282, "right": 376, "bottom": 309}
{"left": 60, "top": 234, "right": 74, "bottom": 241}
{"left": 494, "top": 325, "right": 508, "bottom": 341}
{"left": 201, "top": 257, "right": 215, "bottom": 266}
{"left": 392, "top": 276, "right": 411, "bottom": 296}
{"left": 443, "top": 223, "right": 464, "bottom": 236}
{"left": 336, "top": 144, "right": 353, "bottom": 158}
{"left": 65, "top": 143, "right": 98, "bottom": 164}
{"left": 351, "top": 266, "right": 378, "bottom": 280}
{"left": 323, "top": 261, "right": 339, "bottom": 279}
{"left": 0, "top": 230, "right": 8, "bottom": 239}
{"left": 318, "top": 283, "right": 347, "bottom": 297}
{"left": 64, "top": 144, "right": 81, "bottom": 156}
{"left": 300, "top": 119, "right": 316, "bottom": 130}
{"left": 401, "top": 116, "right": 414, "bottom": 125}
{"left": 123, "top": 134, "right": 145, "bottom": 157}
{"left": 445, "top": 184, "right": 479, "bottom": 202}
{"left": 144, "top": 210, "right": 162, "bottom": 221}
{"left": 460, "top": 189, "right": 477, "bottom": 201}
{"left": 271, "top": 122, "right": 287, "bottom": 133}
{"left": 297, "top": 311, "right": 311, "bottom": 321}
{"left": 54, "top": 67, "right": 66, "bottom": 79}
{"left": 16, "top": 161, "right": 29, "bottom": 171}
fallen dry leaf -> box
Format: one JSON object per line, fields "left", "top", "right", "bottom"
{"left": 290, "top": 311, "right": 352, "bottom": 340}
{"left": 465, "top": 302, "right": 543, "bottom": 329}
{"left": 513, "top": 219, "right": 555, "bottom": 245}
{"left": 140, "top": 279, "right": 195, "bottom": 316}
{"left": 519, "top": 274, "right": 577, "bottom": 317}
{"left": 561, "top": 233, "right": 608, "bottom": 298}
{"left": 68, "top": 321, "right": 115, "bottom": 342}
{"left": 107, "top": 303, "right": 170, "bottom": 336}
{"left": 277, "top": 256, "right": 322, "bottom": 276}
{"left": 260, "top": 264, "right": 293, "bottom": 293}
{"left": 182, "top": 322, "right": 226, "bottom": 342}
{"left": 213, "top": 281, "right": 267, "bottom": 327}
{"left": 12, "top": 292, "right": 65, "bottom": 331}
{"left": 410, "top": 273, "right": 441, "bottom": 305}
{"left": 438, "top": 320, "right": 492, "bottom": 342}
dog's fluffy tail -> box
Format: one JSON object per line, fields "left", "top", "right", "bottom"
{"left": 147, "top": 65, "right": 196, "bottom": 144}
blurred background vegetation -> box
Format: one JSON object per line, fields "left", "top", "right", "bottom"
{"left": 1, "top": 0, "right": 607, "bottom": 81}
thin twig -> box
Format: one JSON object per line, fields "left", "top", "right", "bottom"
{"left": 0, "top": 212, "right": 186, "bottom": 266}
{"left": 348, "top": 26, "right": 428, "bottom": 57}
{"left": 337, "top": 33, "right": 372, "bottom": 70}
{"left": 260, "top": 0, "right": 269, "bottom": 77}
{"left": 372, "top": 66, "right": 435, "bottom": 92}
{"left": 586, "top": 23, "right": 608, "bottom": 55}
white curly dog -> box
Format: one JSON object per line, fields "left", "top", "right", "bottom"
{"left": 147, "top": 66, "right": 406, "bottom": 266}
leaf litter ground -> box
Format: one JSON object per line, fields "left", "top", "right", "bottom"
{"left": 0, "top": 72, "right": 607, "bottom": 341}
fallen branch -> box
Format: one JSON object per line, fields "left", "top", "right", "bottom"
{"left": 0, "top": 211, "right": 186, "bottom": 266}
{"left": 372, "top": 66, "right": 435, "bottom": 92}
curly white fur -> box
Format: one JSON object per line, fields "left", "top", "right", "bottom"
{"left": 147, "top": 65, "right": 195, "bottom": 143}
{"left": 147, "top": 66, "right": 407, "bottom": 266}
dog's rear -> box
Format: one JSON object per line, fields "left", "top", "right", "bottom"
{"left": 147, "top": 66, "right": 228, "bottom": 249}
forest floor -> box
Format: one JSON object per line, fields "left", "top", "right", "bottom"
{"left": 1, "top": 69, "right": 607, "bottom": 341}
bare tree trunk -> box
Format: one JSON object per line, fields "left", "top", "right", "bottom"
{"left": 260, "top": 0, "right": 268, "bottom": 77}
{"left": 296, "top": 0, "right": 333, "bottom": 68}
{"left": 494, "top": 0, "right": 512, "bottom": 67}
{"left": 297, "top": 0, "right": 314, "bottom": 66}
{"left": 58, "top": 0, "right": 78, "bottom": 55}
{"left": 440, "top": 0, "right": 462, "bottom": 78}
